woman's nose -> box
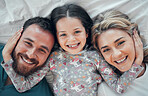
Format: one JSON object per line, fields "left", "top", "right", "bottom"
{"left": 112, "top": 48, "right": 122, "bottom": 58}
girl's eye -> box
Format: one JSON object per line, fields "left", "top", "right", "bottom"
{"left": 60, "top": 34, "right": 66, "bottom": 37}
{"left": 25, "top": 41, "right": 32, "bottom": 47}
{"left": 118, "top": 41, "right": 125, "bottom": 46}
{"left": 75, "top": 31, "right": 81, "bottom": 34}
{"left": 103, "top": 48, "right": 110, "bottom": 53}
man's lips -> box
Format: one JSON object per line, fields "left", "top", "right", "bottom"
{"left": 20, "top": 55, "right": 39, "bottom": 65}
{"left": 21, "top": 56, "right": 34, "bottom": 64}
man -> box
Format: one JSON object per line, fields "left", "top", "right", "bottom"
{"left": 0, "top": 17, "right": 55, "bottom": 96}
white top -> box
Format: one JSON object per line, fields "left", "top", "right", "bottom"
{"left": 97, "top": 64, "right": 148, "bottom": 96}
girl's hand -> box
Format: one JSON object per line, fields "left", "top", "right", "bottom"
{"left": 133, "top": 29, "right": 143, "bottom": 65}
{"left": 2, "top": 28, "right": 22, "bottom": 62}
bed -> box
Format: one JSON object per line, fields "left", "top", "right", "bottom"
{"left": 0, "top": 0, "right": 147, "bottom": 46}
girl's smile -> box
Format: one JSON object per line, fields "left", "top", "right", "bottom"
{"left": 56, "top": 17, "right": 88, "bottom": 54}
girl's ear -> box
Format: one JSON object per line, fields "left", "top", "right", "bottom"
{"left": 86, "top": 33, "right": 88, "bottom": 38}
{"left": 86, "top": 29, "right": 89, "bottom": 38}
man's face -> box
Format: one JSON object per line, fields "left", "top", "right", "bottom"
{"left": 12, "top": 24, "right": 54, "bottom": 76}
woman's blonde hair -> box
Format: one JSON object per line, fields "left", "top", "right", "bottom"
{"left": 92, "top": 10, "right": 148, "bottom": 63}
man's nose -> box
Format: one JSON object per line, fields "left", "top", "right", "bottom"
{"left": 26, "top": 49, "right": 37, "bottom": 59}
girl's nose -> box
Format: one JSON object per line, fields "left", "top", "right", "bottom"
{"left": 68, "top": 35, "right": 76, "bottom": 41}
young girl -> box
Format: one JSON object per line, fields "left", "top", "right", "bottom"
{"left": 92, "top": 10, "right": 148, "bottom": 96}
{"left": 1, "top": 4, "right": 144, "bottom": 96}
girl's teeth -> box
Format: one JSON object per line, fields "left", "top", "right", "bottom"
{"left": 68, "top": 44, "right": 78, "bottom": 47}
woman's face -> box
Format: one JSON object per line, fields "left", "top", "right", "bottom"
{"left": 97, "top": 28, "right": 135, "bottom": 72}
{"left": 56, "top": 17, "right": 88, "bottom": 54}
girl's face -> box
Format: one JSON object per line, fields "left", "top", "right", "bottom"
{"left": 56, "top": 17, "right": 88, "bottom": 54}
{"left": 97, "top": 28, "right": 135, "bottom": 72}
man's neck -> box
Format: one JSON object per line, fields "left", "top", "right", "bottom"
{"left": 5, "top": 76, "right": 13, "bottom": 86}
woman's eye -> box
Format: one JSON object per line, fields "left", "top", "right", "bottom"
{"left": 118, "top": 41, "right": 125, "bottom": 46}
{"left": 103, "top": 48, "right": 110, "bottom": 53}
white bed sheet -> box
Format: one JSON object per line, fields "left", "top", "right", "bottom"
{"left": 0, "top": 0, "right": 148, "bottom": 47}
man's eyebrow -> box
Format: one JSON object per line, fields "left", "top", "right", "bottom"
{"left": 41, "top": 46, "right": 49, "bottom": 52}
{"left": 114, "top": 37, "right": 124, "bottom": 43}
{"left": 25, "top": 38, "right": 49, "bottom": 52}
{"left": 24, "top": 38, "right": 34, "bottom": 42}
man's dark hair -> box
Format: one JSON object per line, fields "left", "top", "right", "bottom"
{"left": 22, "top": 17, "right": 55, "bottom": 39}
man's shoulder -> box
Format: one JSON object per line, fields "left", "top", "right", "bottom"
{"left": 0, "top": 43, "right": 5, "bottom": 48}
{"left": 0, "top": 78, "right": 54, "bottom": 96}
{"left": 0, "top": 43, "right": 4, "bottom": 62}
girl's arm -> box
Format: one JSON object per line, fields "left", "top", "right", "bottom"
{"left": 1, "top": 29, "right": 49, "bottom": 92}
{"left": 1, "top": 59, "right": 49, "bottom": 92}
{"left": 2, "top": 29, "right": 22, "bottom": 63}
{"left": 133, "top": 29, "right": 143, "bottom": 66}
{"left": 98, "top": 60, "right": 143, "bottom": 94}
{"left": 98, "top": 29, "right": 144, "bottom": 94}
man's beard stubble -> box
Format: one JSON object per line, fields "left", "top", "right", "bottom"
{"left": 12, "top": 51, "right": 45, "bottom": 77}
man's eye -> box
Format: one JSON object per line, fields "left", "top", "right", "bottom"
{"left": 39, "top": 48, "right": 46, "bottom": 54}
{"left": 118, "top": 41, "right": 125, "bottom": 46}
{"left": 25, "top": 41, "right": 32, "bottom": 47}
{"left": 103, "top": 49, "right": 110, "bottom": 53}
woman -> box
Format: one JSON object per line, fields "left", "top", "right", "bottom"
{"left": 92, "top": 10, "right": 148, "bottom": 96}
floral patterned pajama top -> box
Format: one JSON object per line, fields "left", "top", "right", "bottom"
{"left": 1, "top": 49, "right": 144, "bottom": 96}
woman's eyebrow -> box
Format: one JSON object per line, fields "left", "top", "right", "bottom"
{"left": 114, "top": 37, "right": 124, "bottom": 43}
{"left": 101, "top": 37, "right": 124, "bottom": 50}
{"left": 101, "top": 45, "right": 108, "bottom": 49}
